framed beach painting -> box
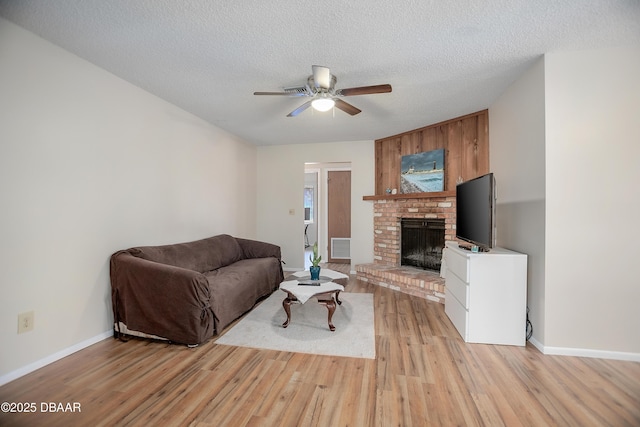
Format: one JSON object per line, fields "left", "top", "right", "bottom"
{"left": 400, "top": 149, "right": 445, "bottom": 193}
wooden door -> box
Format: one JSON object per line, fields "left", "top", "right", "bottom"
{"left": 327, "top": 170, "right": 351, "bottom": 263}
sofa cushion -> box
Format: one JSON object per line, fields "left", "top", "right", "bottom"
{"left": 204, "top": 257, "right": 281, "bottom": 332}
{"left": 129, "top": 234, "right": 244, "bottom": 273}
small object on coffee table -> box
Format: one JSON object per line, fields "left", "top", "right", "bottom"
{"left": 296, "top": 275, "right": 331, "bottom": 286}
{"left": 297, "top": 280, "right": 321, "bottom": 286}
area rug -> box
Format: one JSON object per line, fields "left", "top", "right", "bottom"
{"left": 215, "top": 291, "right": 375, "bottom": 359}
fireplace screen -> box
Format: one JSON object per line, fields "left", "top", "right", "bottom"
{"left": 401, "top": 218, "right": 445, "bottom": 271}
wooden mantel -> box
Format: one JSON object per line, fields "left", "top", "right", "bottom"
{"left": 373, "top": 110, "right": 489, "bottom": 196}
{"left": 363, "top": 191, "right": 455, "bottom": 201}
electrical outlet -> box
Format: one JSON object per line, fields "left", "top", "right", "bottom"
{"left": 18, "top": 311, "right": 34, "bottom": 334}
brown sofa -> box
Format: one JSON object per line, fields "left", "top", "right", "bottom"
{"left": 110, "top": 234, "right": 284, "bottom": 345}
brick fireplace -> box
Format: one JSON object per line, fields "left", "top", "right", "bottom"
{"left": 356, "top": 193, "right": 456, "bottom": 303}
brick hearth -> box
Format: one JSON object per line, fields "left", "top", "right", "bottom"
{"left": 356, "top": 263, "right": 446, "bottom": 303}
{"left": 357, "top": 193, "right": 456, "bottom": 303}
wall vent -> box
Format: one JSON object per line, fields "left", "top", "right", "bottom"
{"left": 331, "top": 238, "right": 351, "bottom": 259}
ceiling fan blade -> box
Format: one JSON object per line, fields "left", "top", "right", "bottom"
{"left": 334, "top": 99, "right": 362, "bottom": 116}
{"left": 254, "top": 91, "right": 306, "bottom": 97}
{"left": 337, "top": 84, "right": 392, "bottom": 96}
{"left": 312, "top": 65, "right": 332, "bottom": 89}
{"left": 287, "top": 100, "right": 313, "bottom": 117}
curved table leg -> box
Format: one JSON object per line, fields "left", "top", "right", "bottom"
{"left": 325, "top": 298, "right": 336, "bottom": 331}
{"left": 335, "top": 290, "right": 342, "bottom": 305}
{"left": 282, "top": 296, "right": 293, "bottom": 328}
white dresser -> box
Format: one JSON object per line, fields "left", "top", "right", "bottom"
{"left": 444, "top": 241, "right": 528, "bottom": 346}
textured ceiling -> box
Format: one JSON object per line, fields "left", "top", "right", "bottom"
{"left": 1, "top": 1, "right": 639, "bottom": 146}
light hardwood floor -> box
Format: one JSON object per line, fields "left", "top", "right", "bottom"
{"left": 1, "top": 264, "right": 639, "bottom": 426}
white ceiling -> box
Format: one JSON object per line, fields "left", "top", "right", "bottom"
{"left": 1, "top": 1, "right": 639, "bottom": 146}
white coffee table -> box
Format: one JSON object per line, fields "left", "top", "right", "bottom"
{"left": 279, "top": 269, "right": 349, "bottom": 331}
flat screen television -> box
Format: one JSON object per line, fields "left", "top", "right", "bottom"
{"left": 455, "top": 173, "right": 496, "bottom": 251}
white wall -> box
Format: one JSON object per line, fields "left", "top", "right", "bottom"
{"left": 256, "top": 142, "right": 375, "bottom": 271}
{"left": 489, "top": 57, "right": 547, "bottom": 346}
{"left": 0, "top": 19, "right": 257, "bottom": 382}
{"left": 544, "top": 46, "right": 640, "bottom": 356}
{"left": 491, "top": 46, "right": 640, "bottom": 359}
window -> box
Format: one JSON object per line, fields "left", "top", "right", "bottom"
{"left": 304, "top": 186, "right": 314, "bottom": 222}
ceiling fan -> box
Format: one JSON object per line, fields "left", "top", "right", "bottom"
{"left": 254, "top": 65, "right": 392, "bottom": 117}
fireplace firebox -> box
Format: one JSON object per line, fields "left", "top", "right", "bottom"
{"left": 400, "top": 218, "right": 445, "bottom": 271}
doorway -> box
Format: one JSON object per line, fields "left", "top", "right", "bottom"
{"left": 304, "top": 163, "right": 351, "bottom": 268}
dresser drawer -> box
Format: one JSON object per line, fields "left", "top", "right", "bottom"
{"left": 445, "top": 246, "right": 469, "bottom": 282}
{"left": 445, "top": 289, "right": 468, "bottom": 340}
{"left": 445, "top": 269, "right": 469, "bottom": 309}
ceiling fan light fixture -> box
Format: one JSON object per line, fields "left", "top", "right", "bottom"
{"left": 311, "top": 97, "right": 335, "bottom": 112}
{"left": 255, "top": 65, "right": 391, "bottom": 117}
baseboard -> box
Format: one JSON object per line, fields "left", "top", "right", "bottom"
{"left": 543, "top": 346, "right": 640, "bottom": 362}
{"left": 529, "top": 336, "right": 640, "bottom": 362}
{"left": 0, "top": 330, "right": 113, "bottom": 387}
{"left": 528, "top": 336, "right": 544, "bottom": 353}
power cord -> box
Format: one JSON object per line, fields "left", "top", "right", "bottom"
{"left": 526, "top": 306, "right": 533, "bottom": 341}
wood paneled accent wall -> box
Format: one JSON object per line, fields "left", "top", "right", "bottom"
{"left": 374, "top": 110, "right": 489, "bottom": 195}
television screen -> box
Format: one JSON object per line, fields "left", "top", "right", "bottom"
{"left": 455, "top": 173, "right": 495, "bottom": 249}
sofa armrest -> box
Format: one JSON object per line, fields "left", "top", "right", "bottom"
{"left": 235, "top": 237, "right": 282, "bottom": 261}
{"left": 110, "top": 251, "right": 214, "bottom": 344}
